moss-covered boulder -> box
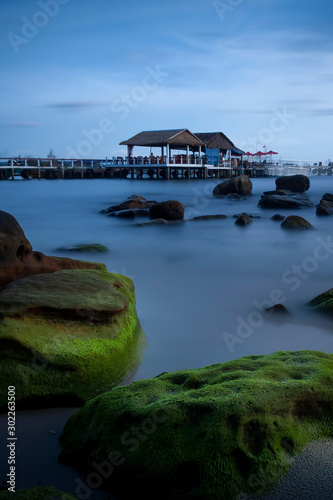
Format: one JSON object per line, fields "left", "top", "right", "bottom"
{"left": 59, "top": 350, "right": 333, "bottom": 500}
{"left": 307, "top": 288, "right": 333, "bottom": 314}
{"left": 0, "top": 486, "right": 76, "bottom": 499}
{"left": 281, "top": 215, "right": 313, "bottom": 230}
{"left": 0, "top": 268, "right": 146, "bottom": 410}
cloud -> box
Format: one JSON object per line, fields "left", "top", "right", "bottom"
{"left": 4, "top": 121, "right": 41, "bottom": 128}
{"left": 46, "top": 101, "right": 108, "bottom": 111}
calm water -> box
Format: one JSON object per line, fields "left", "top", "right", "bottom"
{"left": 1, "top": 175, "right": 333, "bottom": 497}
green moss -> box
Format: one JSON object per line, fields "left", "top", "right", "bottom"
{"left": 307, "top": 288, "right": 333, "bottom": 313}
{"left": 0, "top": 269, "right": 147, "bottom": 410}
{"left": 56, "top": 244, "right": 109, "bottom": 253}
{"left": 59, "top": 350, "right": 333, "bottom": 500}
{"left": 0, "top": 486, "right": 76, "bottom": 499}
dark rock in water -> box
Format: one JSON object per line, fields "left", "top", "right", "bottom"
{"left": 233, "top": 213, "right": 261, "bottom": 219}
{"left": 281, "top": 216, "right": 314, "bottom": 230}
{"left": 213, "top": 175, "right": 252, "bottom": 196}
{"left": 316, "top": 193, "right": 333, "bottom": 215}
{"left": 265, "top": 303, "right": 290, "bottom": 315}
{"left": 0, "top": 268, "right": 147, "bottom": 410}
{"left": 103, "top": 194, "right": 156, "bottom": 215}
{"left": 190, "top": 214, "right": 228, "bottom": 221}
{"left": 136, "top": 218, "right": 170, "bottom": 226}
{"left": 276, "top": 175, "right": 310, "bottom": 192}
{"left": 235, "top": 213, "right": 252, "bottom": 226}
{"left": 0, "top": 210, "right": 102, "bottom": 291}
{"left": 258, "top": 192, "right": 314, "bottom": 209}
{"left": 58, "top": 350, "right": 333, "bottom": 500}
{"left": 0, "top": 486, "right": 77, "bottom": 499}
{"left": 150, "top": 200, "right": 185, "bottom": 221}
{"left": 56, "top": 243, "right": 108, "bottom": 253}
{"left": 112, "top": 208, "right": 150, "bottom": 218}
{"left": 271, "top": 214, "right": 285, "bottom": 221}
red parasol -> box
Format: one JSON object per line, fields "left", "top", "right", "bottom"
{"left": 267, "top": 150, "right": 278, "bottom": 155}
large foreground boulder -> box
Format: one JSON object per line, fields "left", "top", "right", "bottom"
{"left": 0, "top": 210, "right": 101, "bottom": 291}
{"left": 275, "top": 175, "right": 310, "bottom": 192}
{"left": 0, "top": 268, "right": 146, "bottom": 410}
{"left": 213, "top": 175, "right": 252, "bottom": 196}
{"left": 308, "top": 288, "right": 333, "bottom": 314}
{"left": 103, "top": 195, "right": 156, "bottom": 215}
{"left": 59, "top": 351, "right": 333, "bottom": 500}
{"left": 281, "top": 216, "right": 314, "bottom": 230}
{"left": 150, "top": 200, "right": 185, "bottom": 221}
{"left": 316, "top": 193, "right": 333, "bottom": 215}
{"left": 258, "top": 192, "right": 314, "bottom": 209}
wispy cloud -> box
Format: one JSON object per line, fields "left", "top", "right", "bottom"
{"left": 3, "top": 121, "right": 41, "bottom": 128}
{"left": 46, "top": 101, "right": 108, "bottom": 111}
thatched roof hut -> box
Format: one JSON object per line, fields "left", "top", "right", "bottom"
{"left": 120, "top": 129, "right": 204, "bottom": 149}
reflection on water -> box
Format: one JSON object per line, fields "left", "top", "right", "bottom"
{"left": 1, "top": 176, "right": 333, "bottom": 383}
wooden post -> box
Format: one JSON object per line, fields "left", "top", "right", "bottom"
{"left": 11, "top": 168, "right": 15, "bottom": 180}
{"left": 186, "top": 145, "right": 189, "bottom": 164}
{"left": 167, "top": 167, "right": 170, "bottom": 180}
{"left": 61, "top": 168, "right": 64, "bottom": 179}
{"left": 157, "top": 168, "right": 160, "bottom": 179}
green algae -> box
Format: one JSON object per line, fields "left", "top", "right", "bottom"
{"left": 0, "top": 486, "right": 76, "bottom": 499}
{"left": 59, "top": 350, "right": 333, "bottom": 500}
{"left": 0, "top": 269, "right": 147, "bottom": 410}
{"left": 56, "top": 244, "right": 109, "bottom": 253}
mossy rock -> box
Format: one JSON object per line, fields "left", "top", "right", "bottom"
{"left": 59, "top": 350, "right": 333, "bottom": 500}
{"left": 307, "top": 288, "right": 333, "bottom": 314}
{"left": 0, "top": 268, "right": 147, "bottom": 410}
{"left": 281, "top": 215, "right": 313, "bottom": 230}
{"left": 0, "top": 486, "right": 76, "bottom": 499}
{"left": 56, "top": 244, "right": 108, "bottom": 253}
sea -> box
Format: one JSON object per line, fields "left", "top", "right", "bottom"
{"left": 1, "top": 174, "right": 333, "bottom": 498}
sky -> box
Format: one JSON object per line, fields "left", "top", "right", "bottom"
{"left": 0, "top": 0, "right": 332, "bottom": 162}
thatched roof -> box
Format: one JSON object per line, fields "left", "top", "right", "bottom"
{"left": 195, "top": 132, "right": 235, "bottom": 150}
{"left": 120, "top": 129, "right": 204, "bottom": 148}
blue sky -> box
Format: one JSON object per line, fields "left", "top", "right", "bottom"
{"left": 0, "top": 0, "right": 332, "bottom": 162}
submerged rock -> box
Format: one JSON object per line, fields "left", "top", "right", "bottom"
{"left": 150, "top": 200, "right": 185, "bottom": 221}
{"left": 0, "top": 210, "right": 102, "bottom": 291}
{"left": 0, "top": 268, "right": 146, "bottom": 410}
{"left": 281, "top": 216, "right": 314, "bottom": 230}
{"left": 235, "top": 213, "right": 252, "bottom": 226}
{"left": 136, "top": 218, "right": 170, "bottom": 226}
{"left": 190, "top": 214, "right": 228, "bottom": 221}
{"left": 213, "top": 175, "right": 253, "bottom": 197}
{"left": 0, "top": 487, "right": 76, "bottom": 499}
{"left": 59, "top": 351, "right": 333, "bottom": 500}
{"left": 271, "top": 214, "right": 285, "bottom": 221}
{"left": 102, "top": 195, "right": 156, "bottom": 215}
{"left": 316, "top": 193, "right": 333, "bottom": 215}
{"left": 258, "top": 192, "right": 314, "bottom": 209}
{"left": 275, "top": 175, "right": 310, "bottom": 193}
{"left": 56, "top": 243, "right": 108, "bottom": 253}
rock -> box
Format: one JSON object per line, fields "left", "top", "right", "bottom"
{"left": 316, "top": 193, "right": 333, "bottom": 215}
{"left": 56, "top": 243, "right": 108, "bottom": 253}
{"left": 150, "top": 200, "right": 185, "bottom": 221}
{"left": 103, "top": 195, "right": 156, "bottom": 214}
{"left": 0, "top": 211, "right": 102, "bottom": 291}
{"left": 0, "top": 268, "right": 147, "bottom": 410}
{"left": 213, "top": 175, "right": 253, "bottom": 196}
{"left": 114, "top": 208, "right": 150, "bottom": 218}
{"left": 233, "top": 213, "right": 261, "bottom": 219}
{"left": 136, "top": 218, "right": 170, "bottom": 227}
{"left": 275, "top": 175, "right": 310, "bottom": 192}
{"left": 281, "top": 216, "right": 314, "bottom": 230}
{"left": 59, "top": 351, "right": 333, "bottom": 500}
{"left": 258, "top": 192, "right": 314, "bottom": 209}
{"left": 190, "top": 214, "right": 228, "bottom": 221}
{"left": 235, "top": 213, "right": 252, "bottom": 226}
{"left": 308, "top": 289, "right": 333, "bottom": 314}
{"left": 0, "top": 487, "right": 76, "bottom": 499}
{"left": 225, "top": 193, "right": 241, "bottom": 200}
{"left": 271, "top": 214, "right": 285, "bottom": 221}
{"left": 265, "top": 303, "right": 290, "bottom": 315}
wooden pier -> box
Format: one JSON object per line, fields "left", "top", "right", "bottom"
{"left": 0, "top": 156, "right": 268, "bottom": 181}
